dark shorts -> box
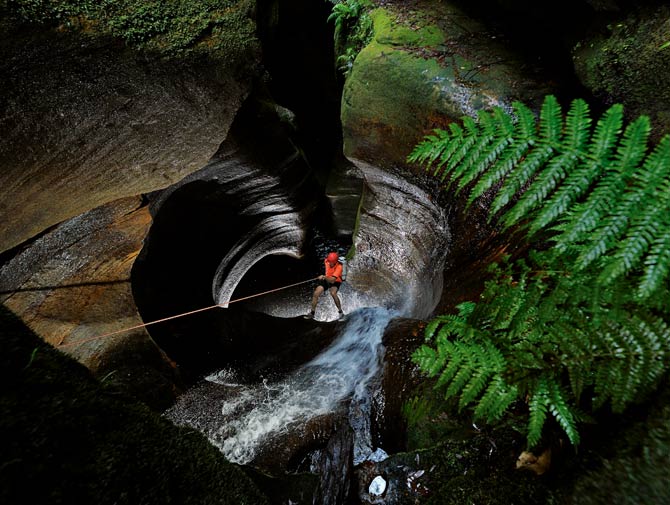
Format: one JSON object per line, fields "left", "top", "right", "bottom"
{"left": 318, "top": 280, "right": 341, "bottom": 290}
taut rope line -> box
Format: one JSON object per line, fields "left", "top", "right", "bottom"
{"left": 57, "top": 277, "right": 319, "bottom": 349}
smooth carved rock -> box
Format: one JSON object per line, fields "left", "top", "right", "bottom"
{"left": 0, "top": 196, "right": 180, "bottom": 410}
{"left": 0, "top": 24, "right": 255, "bottom": 253}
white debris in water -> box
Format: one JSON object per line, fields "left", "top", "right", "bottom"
{"left": 366, "top": 447, "right": 389, "bottom": 463}
{"left": 369, "top": 476, "right": 387, "bottom": 496}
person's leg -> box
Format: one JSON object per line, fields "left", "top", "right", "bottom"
{"left": 310, "top": 285, "right": 325, "bottom": 313}
{"left": 329, "top": 286, "right": 343, "bottom": 312}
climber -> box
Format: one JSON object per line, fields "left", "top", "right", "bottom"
{"left": 304, "top": 252, "right": 344, "bottom": 320}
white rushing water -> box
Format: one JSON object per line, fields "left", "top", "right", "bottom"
{"left": 166, "top": 307, "right": 395, "bottom": 465}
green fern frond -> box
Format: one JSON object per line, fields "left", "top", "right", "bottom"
{"left": 468, "top": 137, "right": 533, "bottom": 206}
{"left": 538, "top": 95, "right": 563, "bottom": 145}
{"left": 599, "top": 175, "right": 670, "bottom": 287}
{"left": 584, "top": 136, "right": 670, "bottom": 277}
{"left": 407, "top": 129, "right": 449, "bottom": 168}
{"left": 411, "top": 95, "right": 670, "bottom": 448}
{"left": 458, "top": 342, "right": 505, "bottom": 409}
{"left": 474, "top": 376, "right": 519, "bottom": 422}
{"left": 412, "top": 345, "right": 444, "bottom": 376}
{"left": 491, "top": 144, "right": 553, "bottom": 216}
{"left": 638, "top": 213, "right": 670, "bottom": 298}
{"left": 424, "top": 314, "right": 455, "bottom": 341}
{"left": 558, "top": 116, "right": 651, "bottom": 247}
{"left": 547, "top": 381, "right": 580, "bottom": 446}
{"left": 456, "top": 108, "right": 516, "bottom": 194}
{"left": 450, "top": 112, "right": 498, "bottom": 187}
{"left": 504, "top": 152, "right": 580, "bottom": 230}
{"left": 527, "top": 378, "right": 550, "bottom": 447}
{"left": 525, "top": 100, "right": 591, "bottom": 233}
{"left": 435, "top": 343, "right": 465, "bottom": 388}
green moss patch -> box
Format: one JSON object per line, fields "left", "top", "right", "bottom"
{"left": 6, "top": 0, "right": 259, "bottom": 61}
{"left": 371, "top": 8, "right": 444, "bottom": 48}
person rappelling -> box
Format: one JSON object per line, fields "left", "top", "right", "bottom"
{"left": 304, "top": 252, "right": 345, "bottom": 320}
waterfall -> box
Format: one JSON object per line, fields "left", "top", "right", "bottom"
{"left": 164, "top": 307, "right": 395, "bottom": 465}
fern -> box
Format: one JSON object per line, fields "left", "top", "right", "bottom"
{"left": 408, "top": 95, "right": 670, "bottom": 298}
{"left": 410, "top": 94, "right": 670, "bottom": 447}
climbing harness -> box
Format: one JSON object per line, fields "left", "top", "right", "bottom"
{"left": 57, "top": 276, "right": 319, "bottom": 349}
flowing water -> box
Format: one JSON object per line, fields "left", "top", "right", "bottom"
{"left": 165, "top": 306, "right": 395, "bottom": 465}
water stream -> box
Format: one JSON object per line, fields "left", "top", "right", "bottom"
{"left": 165, "top": 306, "right": 395, "bottom": 466}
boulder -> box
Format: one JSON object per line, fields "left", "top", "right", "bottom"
{"left": 341, "top": 0, "right": 554, "bottom": 170}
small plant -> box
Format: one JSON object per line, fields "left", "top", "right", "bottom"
{"left": 328, "top": 0, "right": 373, "bottom": 76}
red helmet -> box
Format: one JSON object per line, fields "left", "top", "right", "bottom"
{"left": 326, "top": 252, "right": 339, "bottom": 263}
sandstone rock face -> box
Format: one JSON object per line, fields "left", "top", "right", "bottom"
{"left": 341, "top": 0, "right": 554, "bottom": 170}
{"left": 572, "top": 4, "right": 670, "bottom": 139}
{"left": 0, "top": 24, "right": 256, "bottom": 253}
{"left": 0, "top": 196, "right": 180, "bottom": 410}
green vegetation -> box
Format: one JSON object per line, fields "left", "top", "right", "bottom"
{"left": 409, "top": 95, "right": 670, "bottom": 448}
{"left": 327, "top": 0, "right": 373, "bottom": 75}
{"left": 6, "top": 0, "right": 258, "bottom": 59}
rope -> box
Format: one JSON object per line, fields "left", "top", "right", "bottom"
{"left": 57, "top": 276, "right": 319, "bottom": 349}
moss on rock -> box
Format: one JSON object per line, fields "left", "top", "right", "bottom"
{"left": 572, "top": 4, "right": 670, "bottom": 138}
{"left": 6, "top": 0, "right": 259, "bottom": 62}
{"left": 0, "top": 305, "right": 269, "bottom": 505}
{"left": 341, "top": 0, "right": 554, "bottom": 169}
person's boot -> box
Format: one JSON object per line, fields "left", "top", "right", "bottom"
{"left": 303, "top": 311, "right": 315, "bottom": 320}
{"left": 338, "top": 310, "right": 345, "bottom": 320}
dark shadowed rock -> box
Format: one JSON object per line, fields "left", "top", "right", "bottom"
{"left": 572, "top": 3, "right": 670, "bottom": 139}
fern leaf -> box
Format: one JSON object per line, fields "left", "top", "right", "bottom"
{"left": 450, "top": 111, "right": 497, "bottom": 188}
{"left": 458, "top": 342, "right": 505, "bottom": 409}
{"left": 584, "top": 136, "right": 670, "bottom": 274}
{"left": 434, "top": 116, "right": 478, "bottom": 186}
{"left": 458, "top": 136, "right": 513, "bottom": 196}
{"left": 513, "top": 100, "right": 538, "bottom": 138}
{"left": 455, "top": 107, "right": 517, "bottom": 194}
{"left": 558, "top": 116, "right": 651, "bottom": 246}
{"left": 547, "top": 381, "right": 580, "bottom": 445}
{"left": 412, "top": 345, "right": 444, "bottom": 376}
{"left": 549, "top": 104, "right": 624, "bottom": 245}
{"left": 505, "top": 151, "right": 580, "bottom": 230}
{"left": 445, "top": 356, "right": 476, "bottom": 399}
{"left": 474, "top": 376, "right": 519, "bottom": 422}
{"left": 527, "top": 378, "right": 550, "bottom": 447}
{"left": 639, "top": 214, "right": 670, "bottom": 298}
{"left": 538, "top": 95, "right": 563, "bottom": 145}
{"left": 600, "top": 178, "right": 670, "bottom": 286}
{"left": 491, "top": 144, "right": 554, "bottom": 216}
{"left": 468, "top": 137, "right": 533, "bottom": 206}
{"left": 435, "top": 343, "right": 465, "bottom": 388}
{"left": 526, "top": 100, "right": 591, "bottom": 232}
